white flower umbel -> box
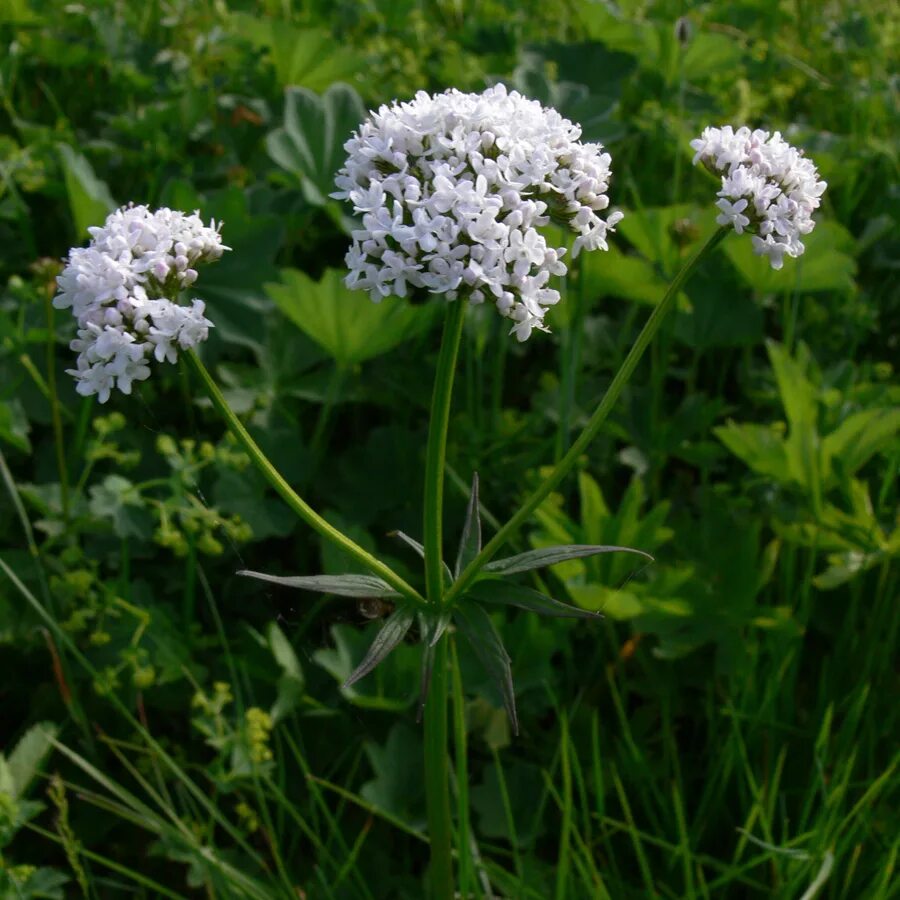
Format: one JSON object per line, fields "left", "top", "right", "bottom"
{"left": 690, "top": 126, "right": 827, "bottom": 270}
{"left": 54, "top": 205, "right": 227, "bottom": 401}
{"left": 333, "top": 84, "right": 623, "bottom": 341}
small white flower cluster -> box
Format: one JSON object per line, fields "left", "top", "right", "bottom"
{"left": 54, "top": 206, "right": 227, "bottom": 402}
{"left": 690, "top": 126, "right": 827, "bottom": 270}
{"left": 333, "top": 83, "right": 622, "bottom": 341}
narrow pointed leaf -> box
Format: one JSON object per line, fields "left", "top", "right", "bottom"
{"left": 343, "top": 606, "right": 416, "bottom": 688}
{"left": 454, "top": 603, "right": 518, "bottom": 734}
{"left": 238, "top": 570, "right": 400, "bottom": 598}
{"left": 389, "top": 530, "right": 453, "bottom": 584}
{"left": 454, "top": 472, "right": 482, "bottom": 578}
{"left": 483, "top": 544, "right": 652, "bottom": 576}
{"left": 468, "top": 579, "right": 602, "bottom": 619}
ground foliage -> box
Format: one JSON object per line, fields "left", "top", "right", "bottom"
{"left": 0, "top": 0, "right": 898, "bottom": 897}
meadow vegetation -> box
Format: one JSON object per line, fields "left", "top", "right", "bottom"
{"left": 0, "top": 0, "right": 897, "bottom": 897}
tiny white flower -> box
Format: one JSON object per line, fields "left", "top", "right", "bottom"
{"left": 55, "top": 205, "right": 227, "bottom": 401}
{"left": 334, "top": 84, "right": 622, "bottom": 339}
{"left": 715, "top": 198, "right": 750, "bottom": 234}
{"left": 692, "top": 125, "right": 826, "bottom": 269}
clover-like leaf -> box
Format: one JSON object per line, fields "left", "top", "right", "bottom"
{"left": 238, "top": 571, "right": 400, "bottom": 598}
{"left": 483, "top": 543, "right": 652, "bottom": 576}
{"left": 343, "top": 606, "right": 416, "bottom": 688}
{"left": 455, "top": 472, "right": 482, "bottom": 578}
{"left": 468, "top": 579, "right": 602, "bottom": 619}
{"left": 454, "top": 603, "right": 518, "bottom": 734}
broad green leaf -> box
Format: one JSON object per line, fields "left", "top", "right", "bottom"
{"left": 267, "top": 83, "right": 366, "bottom": 205}
{"left": 468, "top": 579, "right": 603, "bottom": 620}
{"left": 714, "top": 422, "right": 791, "bottom": 483}
{"left": 344, "top": 606, "right": 416, "bottom": 688}
{"left": 238, "top": 570, "right": 400, "bottom": 598}
{"left": 58, "top": 144, "right": 116, "bottom": 239}
{"left": 231, "top": 15, "right": 363, "bottom": 92}
{"left": 88, "top": 475, "right": 152, "bottom": 539}
{"left": 483, "top": 543, "right": 651, "bottom": 576}
{"left": 824, "top": 408, "right": 900, "bottom": 478}
{"left": 8, "top": 722, "right": 57, "bottom": 798}
{"left": 267, "top": 621, "right": 302, "bottom": 682}
{"left": 618, "top": 204, "right": 695, "bottom": 274}
{"left": 767, "top": 341, "right": 818, "bottom": 430}
{"left": 266, "top": 268, "right": 435, "bottom": 366}
{"left": 0, "top": 399, "right": 31, "bottom": 453}
{"left": 454, "top": 604, "right": 518, "bottom": 734}
{"left": 455, "top": 472, "right": 482, "bottom": 578}
{"left": 361, "top": 724, "right": 425, "bottom": 826}
{"left": 724, "top": 221, "right": 857, "bottom": 294}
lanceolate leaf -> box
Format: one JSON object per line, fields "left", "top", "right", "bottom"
{"left": 455, "top": 472, "right": 482, "bottom": 578}
{"left": 389, "top": 530, "right": 453, "bottom": 584}
{"left": 454, "top": 604, "right": 518, "bottom": 734}
{"left": 238, "top": 570, "right": 400, "bottom": 598}
{"left": 468, "top": 579, "right": 602, "bottom": 619}
{"left": 343, "top": 606, "right": 416, "bottom": 688}
{"left": 483, "top": 544, "right": 652, "bottom": 576}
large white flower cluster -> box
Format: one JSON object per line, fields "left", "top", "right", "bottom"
{"left": 333, "top": 83, "right": 622, "bottom": 341}
{"left": 54, "top": 205, "right": 227, "bottom": 402}
{"left": 690, "top": 126, "right": 827, "bottom": 270}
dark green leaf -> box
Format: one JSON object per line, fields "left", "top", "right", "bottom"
{"left": 238, "top": 571, "right": 400, "bottom": 598}
{"left": 455, "top": 472, "right": 481, "bottom": 578}
{"left": 469, "top": 579, "right": 602, "bottom": 620}
{"left": 343, "top": 606, "right": 416, "bottom": 688}
{"left": 483, "top": 543, "right": 652, "bottom": 576}
{"left": 266, "top": 83, "right": 366, "bottom": 206}
{"left": 454, "top": 604, "right": 518, "bottom": 734}
{"left": 58, "top": 144, "right": 116, "bottom": 238}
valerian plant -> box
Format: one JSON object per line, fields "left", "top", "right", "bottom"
{"left": 52, "top": 85, "right": 826, "bottom": 899}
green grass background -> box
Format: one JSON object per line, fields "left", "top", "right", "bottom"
{"left": 0, "top": 0, "right": 897, "bottom": 897}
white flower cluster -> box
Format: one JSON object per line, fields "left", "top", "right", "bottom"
{"left": 690, "top": 126, "right": 827, "bottom": 270}
{"left": 333, "top": 83, "right": 622, "bottom": 341}
{"left": 54, "top": 206, "right": 227, "bottom": 402}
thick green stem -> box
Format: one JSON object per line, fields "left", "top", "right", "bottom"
{"left": 423, "top": 300, "right": 467, "bottom": 605}
{"left": 424, "top": 636, "right": 453, "bottom": 899}
{"left": 184, "top": 349, "right": 424, "bottom": 607}
{"left": 422, "top": 300, "right": 466, "bottom": 900}
{"left": 445, "top": 226, "right": 729, "bottom": 605}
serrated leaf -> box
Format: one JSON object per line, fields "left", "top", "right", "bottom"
{"left": 238, "top": 570, "right": 399, "bottom": 598}
{"left": 483, "top": 543, "right": 652, "bottom": 576}
{"left": 266, "top": 268, "right": 436, "bottom": 366}
{"left": 266, "top": 83, "right": 366, "bottom": 205}
{"left": 468, "top": 579, "right": 603, "bottom": 620}
{"left": 343, "top": 606, "right": 416, "bottom": 688}
{"left": 455, "top": 472, "right": 482, "bottom": 578}
{"left": 454, "top": 604, "right": 518, "bottom": 734}
{"left": 8, "top": 722, "right": 57, "bottom": 799}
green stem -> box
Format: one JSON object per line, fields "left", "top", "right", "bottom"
{"left": 445, "top": 226, "right": 729, "bottom": 606}
{"left": 422, "top": 299, "right": 466, "bottom": 900}
{"left": 423, "top": 299, "right": 467, "bottom": 605}
{"left": 424, "top": 636, "right": 453, "bottom": 900}
{"left": 184, "top": 349, "right": 425, "bottom": 607}
{"left": 44, "top": 290, "right": 70, "bottom": 522}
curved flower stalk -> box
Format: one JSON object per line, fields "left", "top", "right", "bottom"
{"left": 333, "top": 83, "right": 623, "bottom": 341}
{"left": 54, "top": 205, "right": 228, "bottom": 401}
{"left": 691, "top": 126, "right": 827, "bottom": 269}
